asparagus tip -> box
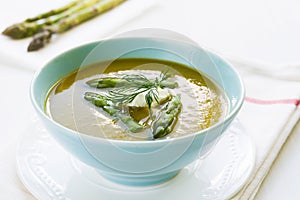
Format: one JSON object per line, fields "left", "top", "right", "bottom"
{"left": 2, "top": 24, "right": 27, "bottom": 39}
{"left": 27, "top": 30, "right": 52, "bottom": 52}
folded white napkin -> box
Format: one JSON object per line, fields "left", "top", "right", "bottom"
{"left": 228, "top": 60, "right": 300, "bottom": 200}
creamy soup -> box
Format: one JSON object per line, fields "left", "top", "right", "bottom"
{"left": 45, "top": 58, "right": 228, "bottom": 141}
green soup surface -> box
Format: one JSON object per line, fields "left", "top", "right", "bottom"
{"left": 45, "top": 58, "right": 228, "bottom": 141}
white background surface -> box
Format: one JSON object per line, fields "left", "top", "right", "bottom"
{"left": 1, "top": 0, "right": 300, "bottom": 70}
{"left": 0, "top": 0, "right": 300, "bottom": 199}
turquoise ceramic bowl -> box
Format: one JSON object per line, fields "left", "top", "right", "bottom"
{"left": 30, "top": 37, "right": 244, "bottom": 186}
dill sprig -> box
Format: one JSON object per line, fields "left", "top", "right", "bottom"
{"left": 106, "top": 72, "right": 175, "bottom": 109}
{"left": 84, "top": 71, "right": 182, "bottom": 137}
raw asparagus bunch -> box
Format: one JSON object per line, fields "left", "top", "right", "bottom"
{"left": 84, "top": 92, "right": 145, "bottom": 133}
{"left": 151, "top": 95, "right": 182, "bottom": 139}
{"left": 2, "top": 0, "right": 84, "bottom": 39}
{"left": 2, "top": 0, "right": 126, "bottom": 51}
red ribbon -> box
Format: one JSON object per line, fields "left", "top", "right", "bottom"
{"left": 245, "top": 97, "right": 300, "bottom": 106}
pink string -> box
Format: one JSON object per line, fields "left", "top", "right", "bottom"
{"left": 245, "top": 97, "right": 300, "bottom": 106}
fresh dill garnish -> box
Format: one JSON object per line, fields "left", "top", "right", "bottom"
{"left": 84, "top": 71, "right": 182, "bottom": 137}
{"left": 106, "top": 72, "right": 176, "bottom": 109}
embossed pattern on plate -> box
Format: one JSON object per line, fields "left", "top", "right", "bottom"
{"left": 16, "top": 118, "right": 255, "bottom": 200}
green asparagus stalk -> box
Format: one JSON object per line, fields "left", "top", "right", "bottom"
{"left": 25, "top": 0, "right": 82, "bottom": 22}
{"left": 26, "top": 30, "right": 52, "bottom": 52}
{"left": 2, "top": 0, "right": 103, "bottom": 39}
{"left": 2, "top": 21, "right": 43, "bottom": 39}
{"left": 86, "top": 77, "right": 178, "bottom": 89}
{"left": 84, "top": 92, "right": 144, "bottom": 133}
{"left": 151, "top": 95, "right": 182, "bottom": 139}
{"left": 84, "top": 91, "right": 109, "bottom": 107}
{"left": 86, "top": 77, "right": 128, "bottom": 88}
{"left": 27, "top": 0, "right": 126, "bottom": 51}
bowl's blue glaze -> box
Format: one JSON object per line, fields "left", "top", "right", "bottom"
{"left": 30, "top": 37, "right": 244, "bottom": 186}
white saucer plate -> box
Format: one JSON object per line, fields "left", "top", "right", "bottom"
{"left": 16, "top": 118, "right": 255, "bottom": 200}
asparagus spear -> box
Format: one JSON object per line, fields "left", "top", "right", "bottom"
{"left": 2, "top": 0, "right": 86, "bottom": 39}
{"left": 84, "top": 92, "right": 144, "bottom": 133}
{"left": 86, "top": 77, "right": 178, "bottom": 89}
{"left": 27, "top": 0, "right": 126, "bottom": 51}
{"left": 151, "top": 95, "right": 182, "bottom": 139}
{"left": 25, "top": 0, "right": 82, "bottom": 22}
{"left": 86, "top": 77, "right": 128, "bottom": 88}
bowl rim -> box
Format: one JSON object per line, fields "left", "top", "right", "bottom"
{"left": 30, "top": 37, "right": 245, "bottom": 145}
